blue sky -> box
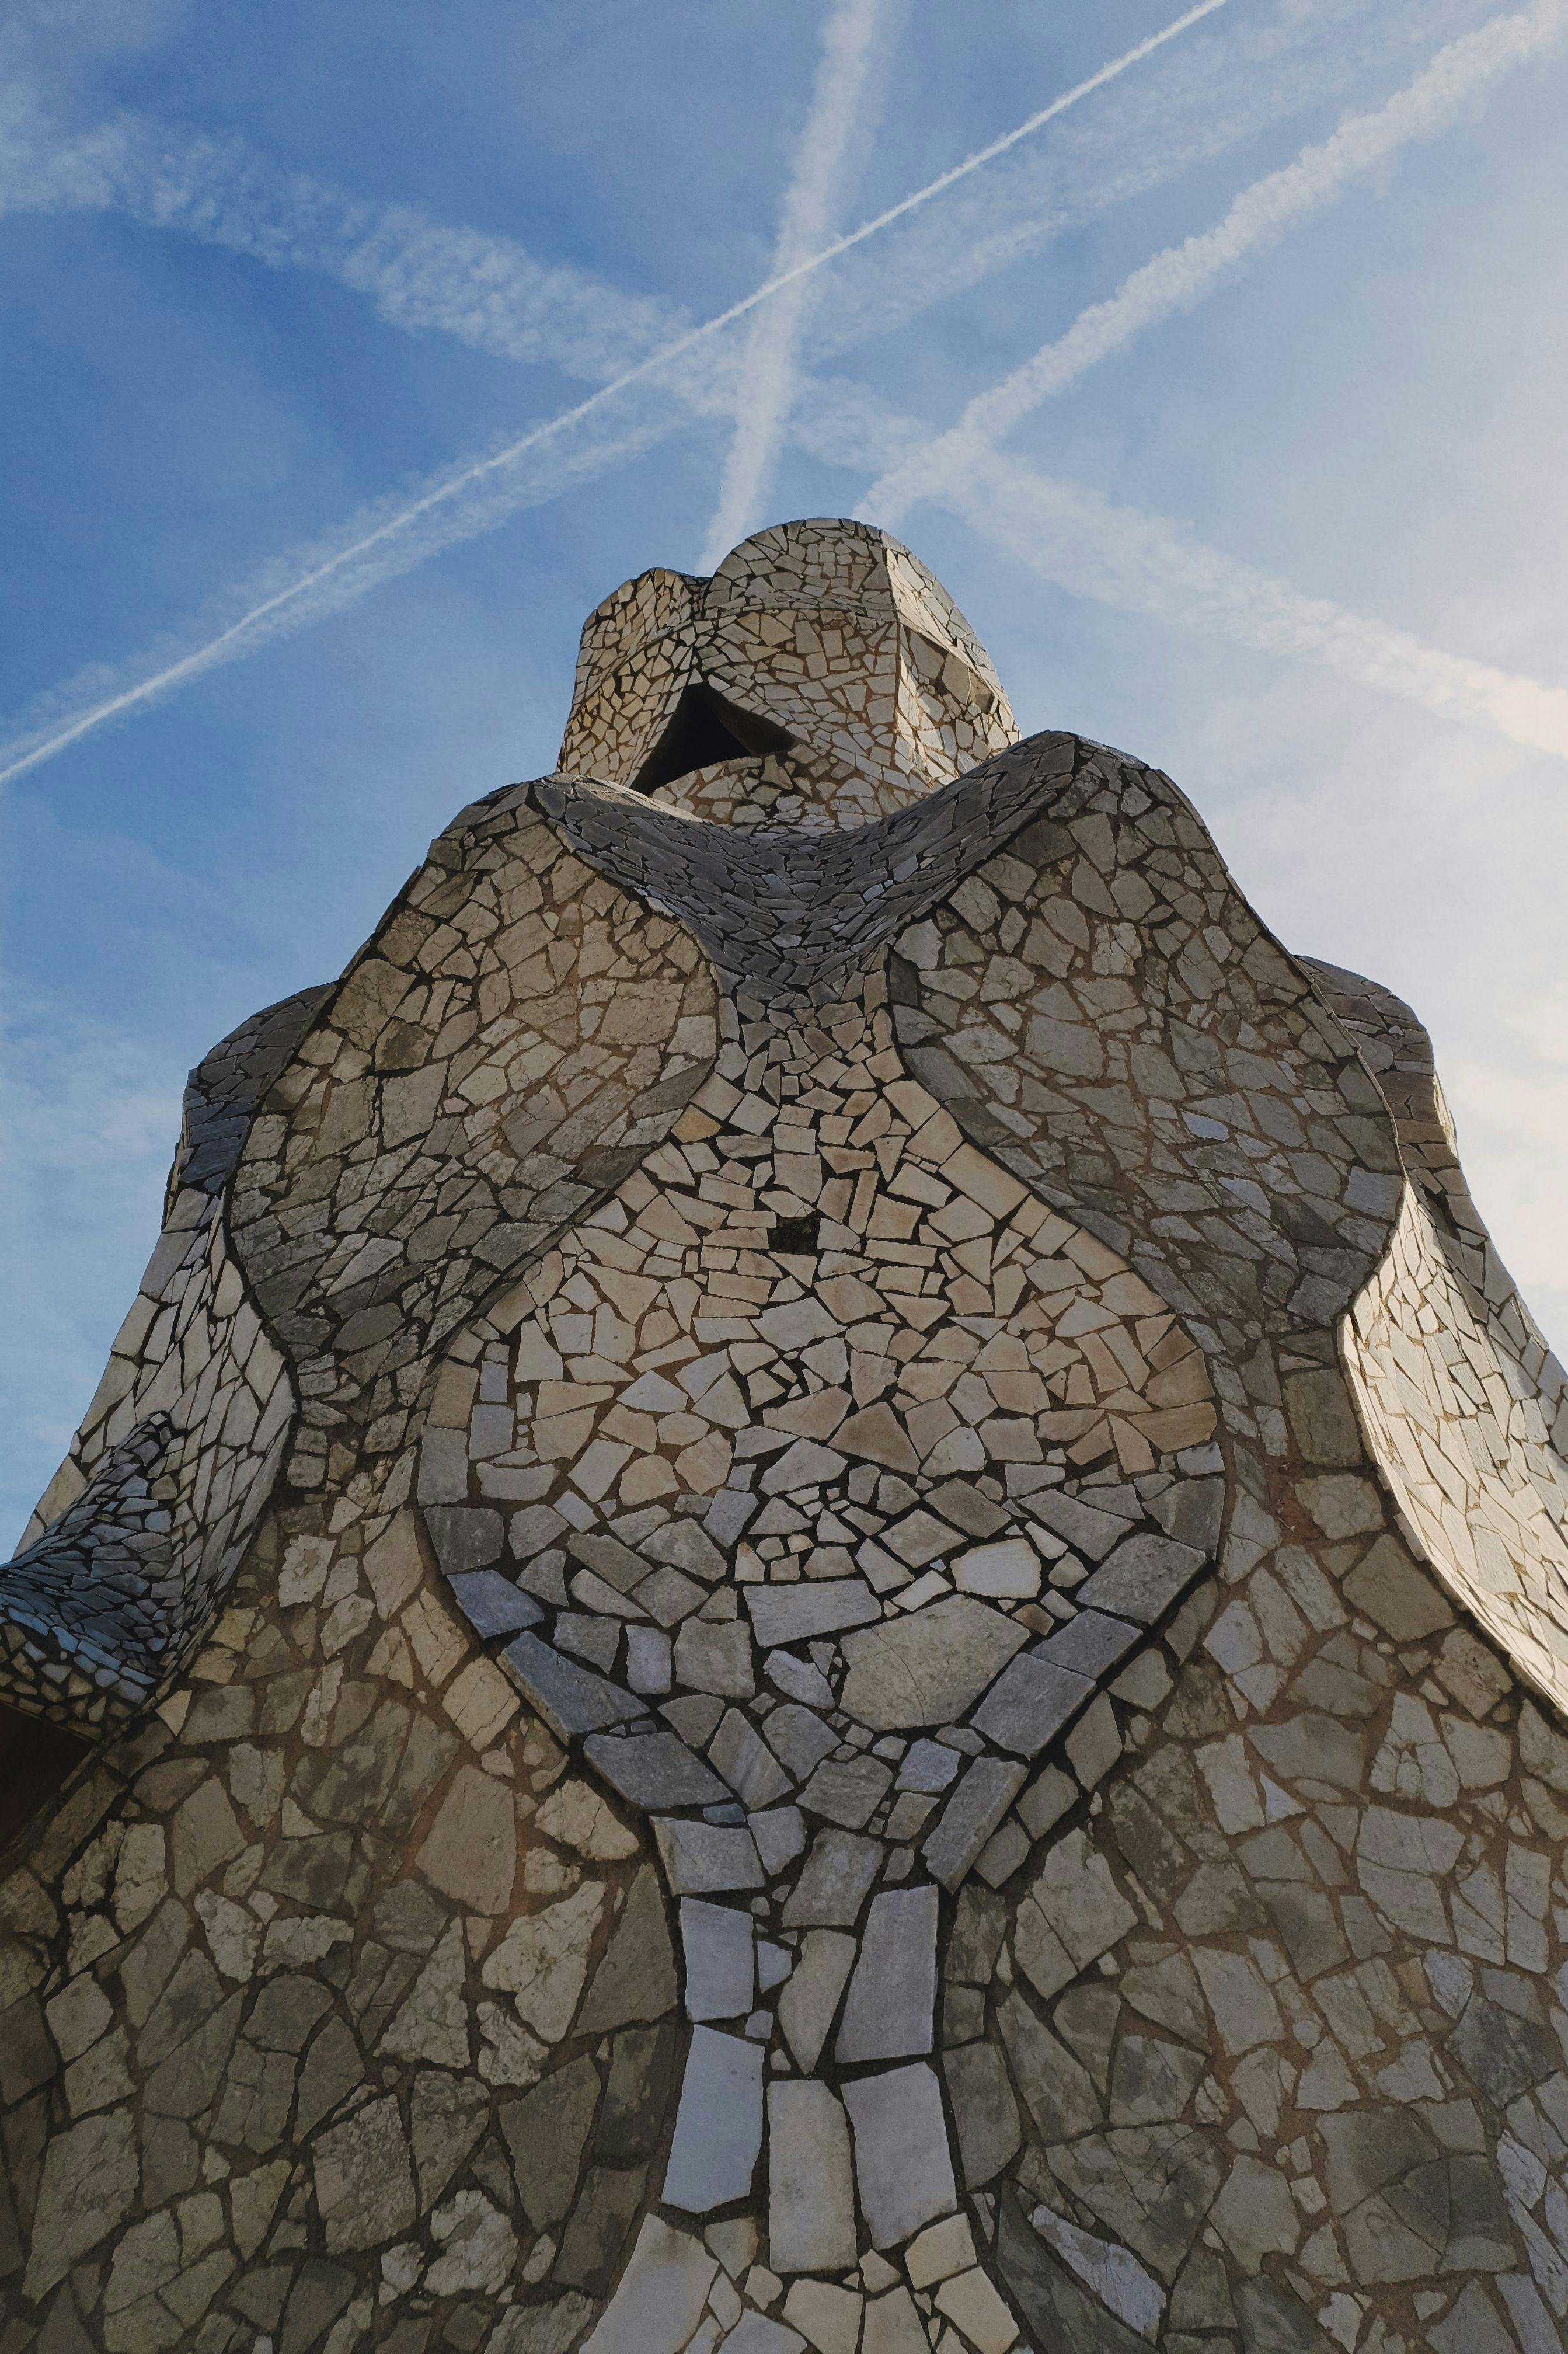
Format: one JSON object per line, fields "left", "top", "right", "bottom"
{"left": 5, "top": 0, "right": 1568, "bottom": 1542}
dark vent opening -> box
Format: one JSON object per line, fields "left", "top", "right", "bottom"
{"left": 770, "top": 1213, "right": 821, "bottom": 1256}
{"left": 0, "top": 1700, "right": 89, "bottom": 1860}
{"left": 633, "top": 681, "right": 794, "bottom": 795}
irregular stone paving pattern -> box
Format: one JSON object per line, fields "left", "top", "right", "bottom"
{"left": 4, "top": 521, "right": 1568, "bottom": 2354}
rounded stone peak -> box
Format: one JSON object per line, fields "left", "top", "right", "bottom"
{"left": 558, "top": 517, "right": 1018, "bottom": 830}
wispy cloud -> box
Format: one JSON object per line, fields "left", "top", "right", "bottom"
{"left": 0, "top": 0, "right": 1228, "bottom": 787}
{"left": 866, "top": 0, "right": 1568, "bottom": 520}
{"left": 927, "top": 445, "right": 1568, "bottom": 760}
{"left": 699, "top": 0, "right": 891, "bottom": 571}
{"left": 6, "top": 0, "right": 1450, "bottom": 398}
{"left": 0, "top": 387, "right": 702, "bottom": 789}
{"left": 0, "top": 87, "right": 686, "bottom": 379}
{"left": 806, "top": 0, "right": 1514, "bottom": 354}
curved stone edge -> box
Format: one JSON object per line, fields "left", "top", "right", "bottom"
{"left": 2, "top": 992, "right": 323, "bottom": 1732}
{"left": 884, "top": 735, "right": 1568, "bottom": 2342}
{"left": 1305, "top": 956, "right": 1568, "bottom": 1444}
{"left": 1310, "top": 959, "right": 1568, "bottom": 1726}
{"left": 4, "top": 778, "right": 727, "bottom": 1742}
{"left": 227, "top": 779, "right": 722, "bottom": 1498}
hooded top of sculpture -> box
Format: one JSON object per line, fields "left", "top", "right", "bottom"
{"left": 557, "top": 517, "right": 1018, "bottom": 829}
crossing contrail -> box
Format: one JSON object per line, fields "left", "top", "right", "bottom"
{"left": 865, "top": 0, "right": 1568, "bottom": 519}
{"left": 934, "top": 445, "right": 1568, "bottom": 761}
{"left": 0, "top": 0, "right": 1227, "bottom": 788}
{"left": 699, "top": 0, "right": 891, "bottom": 570}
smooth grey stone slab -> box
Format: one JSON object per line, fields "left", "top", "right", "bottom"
{"left": 897, "top": 1737, "right": 963, "bottom": 1795}
{"left": 765, "top": 1651, "right": 837, "bottom": 1711}
{"left": 680, "top": 1900, "right": 754, "bottom": 2022}
{"left": 654, "top": 1817, "right": 765, "bottom": 1895}
{"left": 673, "top": 1617, "right": 757, "bottom": 1699}
{"left": 643, "top": 1518, "right": 727, "bottom": 1582}
{"left": 799, "top": 1754, "right": 893, "bottom": 1829}
{"left": 625, "top": 1624, "right": 673, "bottom": 1693}
{"left": 842, "top": 2062, "right": 957, "bottom": 2248}
{"left": 746, "top": 1579, "right": 881, "bottom": 1648}
{"left": 423, "top": 1505, "right": 504, "bottom": 1575}
{"left": 586, "top": 1730, "right": 729, "bottom": 1811}
{"left": 1151, "top": 1474, "right": 1224, "bottom": 1554}
{"left": 782, "top": 1829, "right": 884, "bottom": 1928}
{"left": 836, "top": 1886, "right": 938, "bottom": 2064}
{"left": 748, "top": 1805, "right": 807, "bottom": 1875}
{"left": 838, "top": 1596, "right": 1028, "bottom": 1730}
{"left": 925, "top": 1480, "right": 1010, "bottom": 1540}
{"left": 1075, "top": 1533, "right": 1205, "bottom": 1624}
{"left": 661, "top": 2027, "right": 765, "bottom": 2213}
{"left": 768, "top": 2080, "right": 857, "bottom": 2273}
{"left": 1034, "top": 1609, "right": 1142, "bottom": 1679}
{"left": 1020, "top": 1489, "right": 1134, "bottom": 1561}
{"left": 709, "top": 1709, "right": 793, "bottom": 1809}
{"left": 763, "top": 1702, "right": 839, "bottom": 1781}
{"left": 922, "top": 1756, "right": 1027, "bottom": 1890}
{"left": 778, "top": 1929, "right": 857, "bottom": 2071}
{"left": 942, "top": 2040, "right": 1023, "bottom": 2190}
{"left": 576, "top": 2214, "right": 718, "bottom": 2354}
{"left": 972, "top": 1655, "right": 1092, "bottom": 1757}
{"left": 447, "top": 1569, "right": 544, "bottom": 1638}
{"left": 703, "top": 1488, "right": 758, "bottom": 1548}
{"left": 566, "top": 1530, "right": 649, "bottom": 1596}
{"left": 500, "top": 1632, "right": 644, "bottom": 1739}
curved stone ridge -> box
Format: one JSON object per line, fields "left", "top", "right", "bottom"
{"left": 228, "top": 787, "right": 720, "bottom": 1495}
{"left": 540, "top": 725, "right": 1076, "bottom": 1008}
{"left": 1315, "top": 962, "right": 1568, "bottom": 1723}
{"left": 170, "top": 985, "right": 330, "bottom": 1200}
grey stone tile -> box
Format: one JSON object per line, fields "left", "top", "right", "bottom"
{"left": 1076, "top": 1533, "right": 1205, "bottom": 1625}
{"left": 767, "top": 2081, "right": 856, "bottom": 2274}
{"left": 838, "top": 1597, "right": 1028, "bottom": 1730}
{"left": 661, "top": 2028, "right": 765, "bottom": 2214}
{"left": 922, "top": 1757, "right": 1027, "bottom": 1890}
{"left": 584, "top": 1730, "right": 729, "bottom": 1811}
{"left": 500, "top": 1632, "right": 645, "bottom": 1739}
{"left": 781, "top": 1829, "right": 883, "bottom": 1928}
{"left": 654, "top": 1818, "right": 765, "bottom": 1896}
{"left": 842, "top": 2063, "right": 956, "bottom": 2248}
{"left": 797, "top": 1754, "right": 893, "bottom": 1829}
{"left": 836, "top": 1887, "right": 938, "bottom": 2064}
{"left": 778, "top": 1930, "right": 857, "bottom": 2072}
{"left": 746, "top": 1580, "right": 881, "bottom": 1648}
{"left": 709, "top": 1709, "right": 793, "bottom": 1810}
{"left": 447, "top": 1569, "right": 544, "bottom": 1638}
{"left": 972, "top": 1653, "right": 1092, "bottom": 1757}
{"left": 680, "top": 1900, "right": 754, "bottom": 2022}
{"left": 1034, "top": 1609, "right": 1142, "bottom": 1680}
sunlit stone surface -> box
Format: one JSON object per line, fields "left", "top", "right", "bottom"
{"left": 5, "top": 519, "right": 1568, "bottom": 2353}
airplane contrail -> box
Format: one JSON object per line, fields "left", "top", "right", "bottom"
{"left": 929, "top": 445, "right": 1568, "bottom": 761}
{"left": 865, "top": 0, "right": 1568, "bottom": 520}
{"left": 7, "top": 0, "right": 1448, "bottom": 392}
{"left": 0, "top": 0, "right": 1227, "bottom": 789}
{"left": 699, "top": 0, "right": 890, "bottom": 570}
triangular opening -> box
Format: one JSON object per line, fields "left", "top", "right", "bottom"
{"left": 633, "top": 680, "right": 793, "bottom": 793}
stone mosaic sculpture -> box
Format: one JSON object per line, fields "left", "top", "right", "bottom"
{"left": 5, "top": 520, "right": 1568, "bottom": 2354}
